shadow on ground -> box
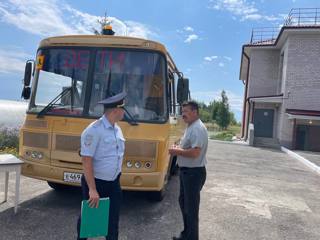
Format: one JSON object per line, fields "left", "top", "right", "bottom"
{"left": 0, "top": 174, "right": 181, "bottom": 240}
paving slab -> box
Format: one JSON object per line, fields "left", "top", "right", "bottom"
{"left": 1, "top": 141, "right": 320, "bottom": 240}
{"left": 202, "top": 142, "right": 320, "bottom": 240}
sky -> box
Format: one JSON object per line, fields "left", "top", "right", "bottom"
{"left": 0, "top": 0, "right": 319, "bottom": 121}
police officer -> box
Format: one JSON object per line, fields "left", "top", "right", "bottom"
{"left": 169, "top": 101, "right": 208, "bottom": 240}
{"left": 77, "top": 92, "right": 126, "bottom": 240}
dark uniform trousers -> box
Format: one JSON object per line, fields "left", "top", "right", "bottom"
{"left": 77, "top": 174, "right": 122, "bottom": 240}
{"left": 179, "top": 167, "right": 206, "bottom": 240}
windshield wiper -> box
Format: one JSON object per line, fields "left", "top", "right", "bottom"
{"left": 37, "top": 87, "right": 72, "bottom": 118}
{"left": 123, "top": 107, "right": 139, "bottom": 126}
{"left": 103, "top": 70, "right": 138, "bottom": 125}
{"left": 102, "top": 69, "right": 138, "bottom": 125}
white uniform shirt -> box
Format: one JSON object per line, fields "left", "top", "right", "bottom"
{"left": 80, "top": 115, "right": 125, "bottom": 181}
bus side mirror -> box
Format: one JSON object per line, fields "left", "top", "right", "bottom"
{"left": 21, "top": 61, "right": 34, "bottom": 100}
{"left": 177, "top": 77, "right": 189, "bottom": 104}
{"left": 21, "top": 87, "right": 31, "bottom": 100}
{"left": 24, "top": 61, "right": 33, "bottom": 86}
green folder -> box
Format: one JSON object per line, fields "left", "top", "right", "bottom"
{"left": 80, "top": 197, "right": 110, "bottom": 238}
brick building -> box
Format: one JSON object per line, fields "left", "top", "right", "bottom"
{"left": 239, "top": 8, "right": 320, "bottom": 151}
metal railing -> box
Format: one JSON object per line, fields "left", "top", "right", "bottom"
{"left": 250, "top": 27, "right": 281, "bottom": 45}
{"left": 284, "top": 8, "right": 320, "bottom": 26}
{"left": 250, "top": 8, "right": 320, "bottom": 45}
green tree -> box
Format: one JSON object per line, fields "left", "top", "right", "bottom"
{"left": 199, "top": 108, "right": 211, "bottom": 122}
{"left": 229, "top": 112, "right": 237, "bottom": 125}
{"left": 215, "top": 90, "right": 231, "bottom": 129}
{"left": 0, "top": 127, "right": 19, "bottom": 150}
{"left": 197, "top": 102, "right": 207, "bottom": 110}
{"left": 211, "top": 100, "right": 220, "bottom": 121}
{"left": 195, "top": 91, "right": 237, "bottom": 128}
{"left": 196, "top": 101, "right": 211, "bottom": 122}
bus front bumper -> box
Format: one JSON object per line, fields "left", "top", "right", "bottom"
{"left": 22, "top": 160, "right": 166, "bottom": 191}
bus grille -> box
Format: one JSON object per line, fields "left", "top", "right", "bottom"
{"left": 25, "top": 120, "right": 48, "bottom": 128}
{"left": 53, "top": 136, "right": 157, "bottom": 157}
{"left": 125, "top": 141, "right": 157, "bottom": 159}
{"left": 55, "top": 135, "right": 80, "bottom": 152}
{"left": 23, "top": 132, "right": 49, "bottom": 148}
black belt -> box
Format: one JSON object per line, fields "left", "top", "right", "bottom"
{"left": 180, "top": 166, "right": 205, "bottom": 171}
{"left": 83, "top": 173, "right": 121, "bottom": 183}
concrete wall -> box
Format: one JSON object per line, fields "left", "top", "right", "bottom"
{"left": 280, "top": 42, "right": 289, "bottom": 94}
{"left": 278, "top": 106, "right": 294, "bottom": 148}
{"left": 279, "top": 34, "right": 320, "bottom": 148}
{"left": 248, "top": 49, "right": 280, "bottom": 97}
{"left": 285, "top": 34, "right": 320, "bottom": 111}
{"left": 244, "top": 32, "right": 320, "bottom": 147}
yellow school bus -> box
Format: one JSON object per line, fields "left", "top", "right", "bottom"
{"left": 19, "top": 32, "right": 189, "bottom": 200}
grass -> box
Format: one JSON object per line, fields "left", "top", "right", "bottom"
{"left": 0, "top": 127, "right": 19, "bottom": 156}
{"left": 0, "top": 146, "right": 19, "bottom": 156}
{"left": 205, "top": 123, "right": 241, "bottom": 142}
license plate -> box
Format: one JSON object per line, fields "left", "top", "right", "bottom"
{"left": 63, "top": 172, "right": 82, "bottom": 183}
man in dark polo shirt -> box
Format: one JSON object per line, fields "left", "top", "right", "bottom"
{"left": 169, "top": 100, "right": 208, "bottom": 240}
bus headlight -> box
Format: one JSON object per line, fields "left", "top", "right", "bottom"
{"left": 31, "top": 152, "right": 36, "bottom": 158}
{"left": 29, "top": 151, "right": 44, "bottom": 160}
{"left": 134, "top": 161, "right": 142, "bottom": 168}
{"left": 37, "top": 152, "right": 43, "bottom": 159}
{"left": 145, "top": 162, "right": 152, "bottom": 169}
{"left": 126, "top": 161, "right": 133, "bottom": 168}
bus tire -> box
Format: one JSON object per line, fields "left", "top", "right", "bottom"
{"left": 148, "top": 189, "right": 165, "bottom": 202}
{"left": 47, "top": 181, "right": 68, "bottom": 191}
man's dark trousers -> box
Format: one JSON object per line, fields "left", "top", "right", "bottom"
{"left": 178, "top": 167, "right": 206, "bottom": 240}
{"left": 77, "top": 175, "right": 122, "bottom": 240}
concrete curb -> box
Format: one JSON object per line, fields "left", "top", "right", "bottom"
{"left": 209, "top": 139, "right": 249, "bottom": 146}
{"left": 281, "top": 146, "right": 320, "bottom": 175}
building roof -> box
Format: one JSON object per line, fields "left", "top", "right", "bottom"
{"left": 239, "top": 8, "right": 320, "bottom": 81}
{"left": 286, "top": 109, "right": 320, "bottom": 121}
{"left": 286, "top": 109, "right": 320, "bottom": 117}
{"left": 249, "top": 8, "right": 320, "bottom": 46}
{"left": 249, "top": 95, "right": 283, "bottom": 103}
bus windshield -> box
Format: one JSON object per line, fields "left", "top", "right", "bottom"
{"left": 29, "top": 48, "right": 167, "bottom": 123}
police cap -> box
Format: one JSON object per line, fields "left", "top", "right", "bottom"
{"left": 98, "top": 92, "right": 126, "bottom": 108}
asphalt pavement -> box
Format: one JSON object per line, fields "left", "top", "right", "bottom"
{"left": 1, "top": 141, "right": 320, "bottom": 240}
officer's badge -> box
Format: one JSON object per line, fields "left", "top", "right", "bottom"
{"left": 84, "top": 134, "right": 94, "bottom": 146}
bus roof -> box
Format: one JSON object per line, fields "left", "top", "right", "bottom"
{"left": 39, "top": 35, "right": 180, "bottom": 72}
{"left": 39, "top": 35, "right": 165, "bottom": 52}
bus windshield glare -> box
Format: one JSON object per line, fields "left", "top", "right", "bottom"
{"left": 29, "top": 48, "right": 167, "bottom": 123}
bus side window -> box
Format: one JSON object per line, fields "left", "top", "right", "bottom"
{"left": 174, "top": 72, "right": 181, "bottom": 115}
{"left": 168, "top": 71, "right": 175, "bottom": 115}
